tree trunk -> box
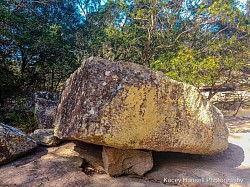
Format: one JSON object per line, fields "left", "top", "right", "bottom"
{"left": 51, "top": 69, "right": 55, "bottom": 91}
{"left": 143, "top": 0, "right": 158, "bottom": 66}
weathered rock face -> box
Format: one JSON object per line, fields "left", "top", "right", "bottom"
{"left": 31, "top": 129, "right": 61, "bottom": 147}
{"left": 0, "top": 123, "right": 37, "bottom": 165}
{"left": 54, "top": 57, "right": 229, "bottom": 155}
{"left": 34, "top": 91, "right": 59, "bottom": 129}
{"left": 102, "top": 146, "right": 153, "bottom": 176}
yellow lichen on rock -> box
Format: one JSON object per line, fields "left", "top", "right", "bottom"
{"left": 98, "top": 81, "right": 228, "bottom": 154}
{"left": 102, "top": 85, "right": 167, "bottom": 148}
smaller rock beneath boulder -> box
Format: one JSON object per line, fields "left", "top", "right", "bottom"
{"left": 31, "top": 129, "right": 61, "bottom": 146}
{"left": 102, "top": 146, "right": 153, "bottom": 177}
{"left": 0, "top": 123, "right": 37, "bottom": 165}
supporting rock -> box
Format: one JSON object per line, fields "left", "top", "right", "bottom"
{"left": 102, "top": 146, "right": 153, "bottom": 177}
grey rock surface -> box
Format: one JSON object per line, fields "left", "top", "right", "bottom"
{"left": 34, "top": 91, "right": 59, "bottom": 129}
{"left": 31, "top": 129, "right": 61, "bottom": 146}
{"left": 0, "top": 123, "right": 37, "bottom": 165}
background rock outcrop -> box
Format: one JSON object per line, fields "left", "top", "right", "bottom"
{"left": 0, "top": 123, "right": 37, "bottom": 165}
{"left": 54, "top": 57, "right": 229, "bottom": 155}
{"left": 34, "top": 91, "right": 59, "bottom": 129}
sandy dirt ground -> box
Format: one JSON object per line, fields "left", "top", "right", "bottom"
{"left": 0, "top": 116, "right": 249, "bottom": 187}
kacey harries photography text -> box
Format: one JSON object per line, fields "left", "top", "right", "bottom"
{"left": 163, "top": 177, "right": 244, "bottom": 184}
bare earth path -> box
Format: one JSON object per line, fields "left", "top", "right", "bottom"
{"left": 0, "top": 117, "right": 249, "bottom": 187}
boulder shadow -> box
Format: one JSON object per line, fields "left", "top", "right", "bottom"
{"left": 145, "top": 143, "right": 246, "bottom": 185}
{"left": 151, "top": 143, "right": 244, "bottom": 170}
{"left": 0, "top": 146, "right": 48, "bottom": 169}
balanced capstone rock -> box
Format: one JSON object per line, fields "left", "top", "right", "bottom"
{"left": 54, "top": 57, "right": 229, "bottom": 155}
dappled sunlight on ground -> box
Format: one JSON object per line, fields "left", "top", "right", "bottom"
{"left": 0, "top": 142, "right": 168, "bottom": 187}
{"left": 1, "top": 117, "right": 250, "bottom": 187}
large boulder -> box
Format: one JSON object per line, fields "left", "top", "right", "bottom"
{"left": 0, "top": 123, "right": 37, "bottom": 164}
{"left": 54, "top": 57, "right": 229, "bottom": 155}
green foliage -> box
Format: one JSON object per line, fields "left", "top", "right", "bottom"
{"left": 151, "top": 44, "right": 245, "bottom": 91}
{"left": 0, "top": 0, "right": 249, "bottom": 106}
{"left": 0, "top": 109, "right": 37, "bottom": 133}
{"left": 0, "top": 0, "right": 81, "bottom": 98}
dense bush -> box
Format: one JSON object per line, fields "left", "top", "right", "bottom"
{"left": 0, "top": 108, "right": 37, "bottom": 133}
